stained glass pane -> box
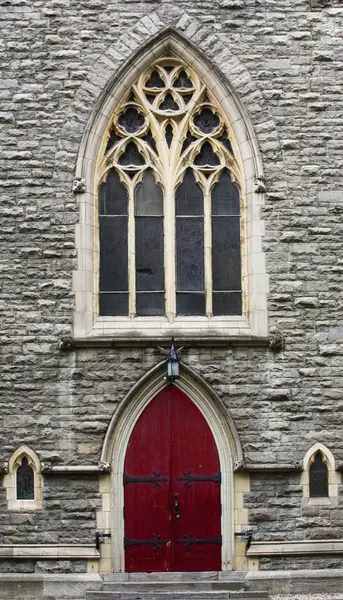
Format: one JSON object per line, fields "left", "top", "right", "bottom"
{"left": 135, "top": 171, "right": 163, "bottom": 216}
{"left": 212, "top": 216, "right": 241, "bottom": 291}
{"left": 176, "top": 170, "right": 203, "bottom": 216}
{"left": 135, "top": 217, "right": 164, "bottom": 292}
{"left": 142, "top": 129, "right": 157, "bottom": 153}
{"left": 99, "top": 293, "right": 128, "bottom": 316}
{"left": 194, "top": 108, "right": 220, "bottom": 133}
{"left": 118, "top": 142, "right": 145, "bottom": 166}
{"left": 176, "top": 218, "right": 204, "bottom": 292}
{"left": 145, "top": 71, "right": 165, "bottom": 88}
{"left": 165, "top": 124, "right": 173, "bottom": 148}
{"left": 99, "top": 216, "right": 128, "bottom": 292}
{"left": 194, "top": 142, "right": 220, "bottom": 166}
{"left": 213, "top": 292, "right": 242, "bottom": 316}
{"left": 16, "top": 457, "right": 34, "bottom": 500}
{"left": 173, "top": 70, "right": 193, "bottom": 88}
{"left": 176, "top": 293, "right": 205, "bottom": 316}
{"left": 159, "top": 94, "right": 179, "bottom": 111}
{"left": 212, "top": 170, "right": 240, "bottom": 215}
{"left": 136, "top": 293, "right": 165, "bottom": 316}
{"left": 310, "top": 452, "right": 329, "bottom": 498}
{"left": 105, "top": 129, "right": 122, "bottom": 153}
{"left": 118, "top": 107, "right": 145, "bottom": 134}
{"left": 181, "top": 131, "right": 197, "bottom": 153}
{"left": 99, "top": 169, "right": 128, "bottom": 215}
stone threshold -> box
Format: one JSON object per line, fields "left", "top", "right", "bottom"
{"left": 0, "top": 544, "right": 100, "bottom": 559}
{"left": 248, "top": 539, "right": 343, "bottom": 556}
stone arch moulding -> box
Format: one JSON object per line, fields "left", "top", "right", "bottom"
{"left": 71, "top": 19, "right": 271, "bottom": 341}
{"left": 4, "top": 446, "right": 43, "bottom": 511}
{"left": 302, "top": 442, "right": 340, "bottom": 505}
{"left": 100, "top": 361, "right": 243, "bottom": 572}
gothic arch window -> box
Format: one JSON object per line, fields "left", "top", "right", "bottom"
{"left": 97, "top": 58, "right": 242, "bottom": 320}
{"left": 309, "top": 451, "right": 328, "bottom": 498}
{"left": 302, "top": 443, "right": 340, "bottom": 505}
{"left": 3, "top": 446, "right": 42, "bottom": 510}
{"left": 73, "top": 38, "right": 268, "bottom": 339}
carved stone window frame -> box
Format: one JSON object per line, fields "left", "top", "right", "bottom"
{"left": 301, "top": 443, "right": 340, "bottom": 506}
{"left": 3, "top": 446, "right": 43, "bottom": 511}
{"left": 73, "top": 36, "right": 268, "bottom": 341}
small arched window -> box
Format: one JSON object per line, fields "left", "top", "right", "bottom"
{"left": 16, "top": 456, "right": 35, "bottom": 500}
{"left": 97, "top": 57, "right": 242, "bottom": 320}
{"left": 309, "top": 451, "right": 328, "bottom": 498}
{"left": 3, "top": 446, "right": 42, "bottom": 510}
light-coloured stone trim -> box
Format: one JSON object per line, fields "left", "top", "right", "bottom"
{"left": 70, "top": 20, "right": 271, "bottom": 340}
{"left": 0, "top": 545, "right": 100, "bottom": 559}
{"left": 248, "top": 539, "right": 343, "bottom": 557}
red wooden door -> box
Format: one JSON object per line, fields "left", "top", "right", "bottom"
{"left": 124, "top": 386, "right": 221, "bottom": 572}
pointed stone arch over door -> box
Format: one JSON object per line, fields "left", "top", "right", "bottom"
{"left": 101, "top": 362, "right": 242, "bottom": 572}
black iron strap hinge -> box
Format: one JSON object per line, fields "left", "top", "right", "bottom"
{"left": 95, "top": 530, "right": 112, "bottom": 551}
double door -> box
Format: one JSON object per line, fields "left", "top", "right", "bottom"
{"left": 124, "top": 386, "right": 221, "bottom": 572}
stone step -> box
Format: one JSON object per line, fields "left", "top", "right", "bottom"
{"left": 86, "top": 593, "right": 269, "bottom": 600}
{"left": 100, "top": 581, "right": 246, "bottom": 592}
{"left": 102, "top": 573, "right": 244, "bottom": 583}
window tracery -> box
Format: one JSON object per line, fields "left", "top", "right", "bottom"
{"left": 97, "top": 57, "right": 242, "bottom": 321}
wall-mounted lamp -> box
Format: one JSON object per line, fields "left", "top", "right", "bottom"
{"left": 167, "top": 338, "right": 180, "bottom": 381}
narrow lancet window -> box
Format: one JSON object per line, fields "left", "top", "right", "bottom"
{"left": 16, "top": 457, "right": 34, "bottom": 500}
{"left": 309, "top": 451, "right": 329, "bottom": 498}
{"left": 176, "top": 169, "right": 205, "bottom": 316}
{"left": 211, "top": 170, "right": 242, "bottom": 315}
{"left": 135, "top": 170, "right": 164, "bottom": 316}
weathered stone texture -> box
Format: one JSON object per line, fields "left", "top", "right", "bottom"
{"left": 1, "top": 0, "right": 343, "bottom": 572}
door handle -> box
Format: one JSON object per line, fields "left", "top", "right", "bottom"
{"left": 174, "top": 493, "right": 180, "bottom": 519}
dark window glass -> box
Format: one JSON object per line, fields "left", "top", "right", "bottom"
{"left": 173, "top": 70, "right": 193, "bottom": 88}
{"left": 194, "top": 108, "right": 220, "bottom": 134}
{"left": 181, "top": 131, "right": 197, "bottom": 154}
{"left": 218, "top": 131, "right": 234, "bottom": 155}
{"left": 136, "top": 293, "right": 165, "bottom": 316}
{"left": 212, "top": 217, "right": 241, "bottom": 291}
{"left": 176, "top": 293, "right": 205, "bottom": 316}
{"left": 176, "top": 218, "right": 204, "bottom": 293}
{"left": 135, "top": 171, "right": 164, "bottom": 315}
{"left": 99, "top": 169, "right": 128, "bottom": 215}
{"left": 194, "top": 142, "right": 220, "bottom": 166}
{"left": 213, "top": 292, "right": 242, "bottom": 316}
{"left": 99, "top": 293, "right": 128, "bottom": 316}
{"left": 310, "top": 452, "right": 329, "bottom": 498}
{"left": 142, "top": 129, "right": 157, "bottom": 153}
{"left": 165, "top": 124, "right": 173, "bottom": 147}
{"left": 212, "top": 170, "right": 240, "bottom": 215}
{"left": 135, "top": 170, "right": 163, "bottom": 216}
{"left": 118, "top": 107, "right": 145, "bottom": 134}
{"left": 105, "top": 129, "right": 122, "bottom": 153}
{"left": 99, "top": 216, "right": 128, "bottom": 293}
{"left": 176, "top": 169, "right": 203, "bottom": 216}
{"left": 135, "top": 218, "right": 164, "bottom": 292}
{"left": 159, "top": 94, "right": 179, "bottom": 111}
{"left": 16, "top": 457, "right": 34, "bottom": 500}
{"left": 118, "top": 142, "right": 145, "bottom": 166}
{"left": 163, "top": 65, "right": 174, "bottom": 73}
{"left": 145, "top": 71, "right": 165, "bottom": 88}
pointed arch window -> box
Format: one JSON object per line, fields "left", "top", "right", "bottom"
{"left": 309, "top": 451, "right": 329, "bottom": 498}
{"left": 97, "top": 57, "right": 242, "bottom": 321}
{"left": 16, "top": 456, "right": 35, "bottom": 500}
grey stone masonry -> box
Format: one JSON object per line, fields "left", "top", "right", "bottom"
{"left": 1, "top": 0, "right": 343, "bottom": 575}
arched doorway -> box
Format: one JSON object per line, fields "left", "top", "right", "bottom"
{"left": 124, "top": 386, "right": 221, "bottom": 572}
{"left": 102, "top": 363, "right": 242, "bottom": 572}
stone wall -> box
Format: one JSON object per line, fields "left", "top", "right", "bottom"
{"left": 1, "top": 0, "right": 343, "bottom": 573}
